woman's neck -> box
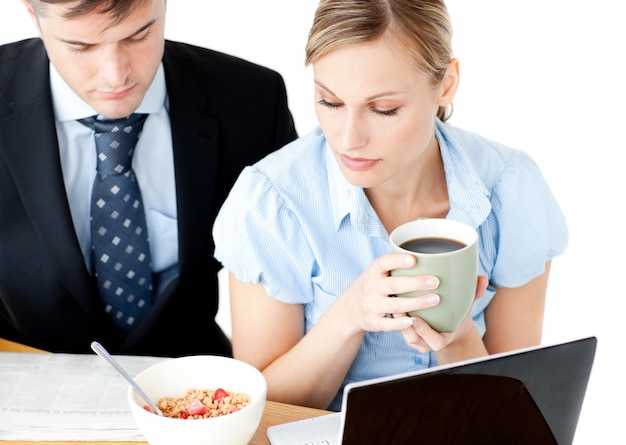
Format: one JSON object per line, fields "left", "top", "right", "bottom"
{"left": 365, "top": 140, "right": 450, "bottom": 234}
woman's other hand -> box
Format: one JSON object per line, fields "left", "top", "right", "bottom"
{"left": 395, "top": 275, "right": 489, "bottom": 358}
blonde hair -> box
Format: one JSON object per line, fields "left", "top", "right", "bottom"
{"left": 305, "top": 0, "right": 454, "bottom": 121}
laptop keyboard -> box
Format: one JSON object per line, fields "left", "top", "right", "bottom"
{"left": 299, "top": 441, "right": 337, "bottom": 445}
{"left": 267, "top": 412, "right": 342, "bottom": 445}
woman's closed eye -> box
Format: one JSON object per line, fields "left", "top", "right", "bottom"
{"left": 372, "top": 106, "right": 399, "bottom": 116}
{"left": 318, "top": 98, "right": 399, "bottom": 117}
{"left": 317, "top": 98, "right": 341, "bottom": 109}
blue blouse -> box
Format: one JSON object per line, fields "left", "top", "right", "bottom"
{"left": 213, "top": 120, "right": 568, "bottom": 411}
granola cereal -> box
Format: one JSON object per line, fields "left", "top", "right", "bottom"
{"left": 157, "top": 387, "right": 250, "bottom": 419}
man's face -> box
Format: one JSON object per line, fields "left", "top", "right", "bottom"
{"left": 26, "top": 0, "right": 166, "bottom": 119}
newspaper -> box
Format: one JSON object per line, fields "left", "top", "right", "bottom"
{"left": 0, "top": 351, "right": 165, "bottom": 441}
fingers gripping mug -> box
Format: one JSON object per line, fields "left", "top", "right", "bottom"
{"left": 389, "top": 218, "right": 479, "bottom": 332}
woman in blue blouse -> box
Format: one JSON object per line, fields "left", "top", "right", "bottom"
{"left": 213, "top": 0, "right": 567, "bottom": 411}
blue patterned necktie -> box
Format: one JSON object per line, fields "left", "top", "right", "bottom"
{"left": 79, "top": 114, "right": 153, "bottom": 333}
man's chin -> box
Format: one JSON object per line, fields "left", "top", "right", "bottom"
{"left": 91, "top": 103, "right": 142, "bottom": 120}
{"left": 85, "top": 88, "right": 144, "bottom": 119}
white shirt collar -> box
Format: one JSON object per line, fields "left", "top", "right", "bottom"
{"left": 50, "top": 62, "right": 166, "bottom": 121}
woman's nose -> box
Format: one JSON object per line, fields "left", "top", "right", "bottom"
{"left": 340, "top": 111, "right": 367, "bottom": 150}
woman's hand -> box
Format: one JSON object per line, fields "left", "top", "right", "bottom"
{"left": 339, "top": 253, "right": 443, "bottom": 334}
{"left": 395, "top": 275, "right": 489, "bottom": 354}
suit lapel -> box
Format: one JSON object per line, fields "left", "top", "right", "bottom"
{"left": 0, "top": 40, "right": 102, "bottom": 319}
{"left": 163, "top": 43, "right": 220, "bottom": 276}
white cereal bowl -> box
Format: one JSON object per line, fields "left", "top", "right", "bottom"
{"left": 128, "top": 355, "right": 267, "bottom": 445}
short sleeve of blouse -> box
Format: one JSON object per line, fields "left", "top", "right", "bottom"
{"left": 213, "top": 166, "right": 315, "bottom": 304}
{"left": 488, "top": 150, "right": 568, "bottom": 288}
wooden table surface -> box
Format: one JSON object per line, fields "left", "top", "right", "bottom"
{"left": 0, "top": 338, "right": 330, "bottom": 445}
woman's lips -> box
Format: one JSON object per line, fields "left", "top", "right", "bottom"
{"left": 340, "top": 153, "right": 380, "bottom": 171}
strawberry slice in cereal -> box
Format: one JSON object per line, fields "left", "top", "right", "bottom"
{"left": 187, "top": 399, "right": 208, "bottom": 416}
{"left": 212, "top": 388, "right": 229, "bottom": 403}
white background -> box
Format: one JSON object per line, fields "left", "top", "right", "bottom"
{"left": 1, "top": 1, "right": 625, "bottom": 443}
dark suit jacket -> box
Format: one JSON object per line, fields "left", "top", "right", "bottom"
{"left": 0, "top": 38, "right": 298, "bottom": 356}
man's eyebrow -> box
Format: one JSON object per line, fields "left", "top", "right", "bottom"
{"left": 59, "top": 18, "right": 157, "bottom": 45}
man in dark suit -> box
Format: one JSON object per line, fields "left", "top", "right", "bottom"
{"left": 0, "top": 0, "right": 297, "bottom": 356}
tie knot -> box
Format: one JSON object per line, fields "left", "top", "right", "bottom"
{"left": 79, "top": 113, "right": 148, "bottom": 134}
{"left": 79, "top": 114, "right": 148, "bottom": 176}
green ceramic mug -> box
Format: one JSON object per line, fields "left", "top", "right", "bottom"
{"left": 389, "top": 218, "right": 478, "bottom": 332}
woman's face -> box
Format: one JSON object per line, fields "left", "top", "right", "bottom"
{"left": 312, "top": 32, "right": 457, "bottom": 189}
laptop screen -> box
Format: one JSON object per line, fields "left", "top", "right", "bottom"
{"left": 338, "top": 337, "right": 597, "bottom": 445}
{"left": 267, "top": 337, "right": 597, "bottom": 445}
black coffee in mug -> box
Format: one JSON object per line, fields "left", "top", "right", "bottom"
{"left": 400, "top": 237, "right": 466, "bottom": 254}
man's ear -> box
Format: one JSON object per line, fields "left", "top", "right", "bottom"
{"left": 437, "top": 58, "right": 460, "bottom": 107}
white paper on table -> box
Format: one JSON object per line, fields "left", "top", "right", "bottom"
{"left": 0, "top": 351, "right": 166, "bottom": 441}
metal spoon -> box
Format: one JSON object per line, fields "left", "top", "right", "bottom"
{"left": 90, "top": 341, "right": 163, "bottom": 416}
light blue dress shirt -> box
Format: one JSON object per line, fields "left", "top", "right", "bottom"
{"left": 51, "top": 63, "right": 179, "bottom": 275}
{"left": 213, "top": 120, "right": 568, "bottom": 411}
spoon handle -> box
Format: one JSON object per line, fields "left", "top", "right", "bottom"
{"left": 90, "top": 341, "right": 163, "bottom": 416}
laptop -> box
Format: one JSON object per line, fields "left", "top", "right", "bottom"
{"left": 267, "top": 336, "right": 597, "bottom": 445}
